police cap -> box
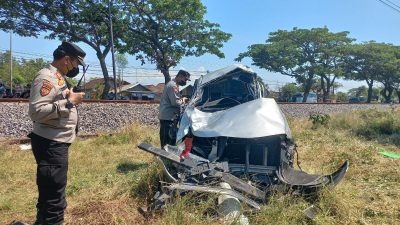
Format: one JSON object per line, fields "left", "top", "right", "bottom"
{"left": 60, "top": 41, "right": 86, "bottom": 67}
{"left": 177, "top": 69, "right": 191, "bottom": 81}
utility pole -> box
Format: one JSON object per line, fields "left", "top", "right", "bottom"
{"left": 135, "top": 68, "right": 138, "bottom": 83}
{"left": 9, "top": 29, "right": 13, "bottom": 96}
{"left": 109, "top": 0, "right": 117, "bottom": 100}
{"left": 121, "top": 68, "right": 124, "bottom": 87}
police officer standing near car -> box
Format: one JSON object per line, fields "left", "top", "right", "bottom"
{"left": 20, "top": 42, "right": 86, "bottom": 225}
{"left": 158, "top": 70, "right": 191, "bottom": 148}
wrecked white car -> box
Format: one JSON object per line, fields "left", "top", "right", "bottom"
{"left": 138, "top": 64, "right": 348, "bottom": 213}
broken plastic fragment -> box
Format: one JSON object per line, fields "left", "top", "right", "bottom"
{"left": 379, "top": 151, "right": 400, "bottom": 159}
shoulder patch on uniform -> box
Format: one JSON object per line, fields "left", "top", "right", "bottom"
{"left": 173, "top": 86, "right": 179, "bottom": 93}
{"left": 40, "top": 79, "right": 54, "bottom": 97}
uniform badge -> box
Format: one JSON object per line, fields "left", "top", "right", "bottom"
{"left": 58, "top": 79, "right": 65, "bottom": 86}
{"left": 40, "top": 79, "right": 54, "bottom": 97}
{"left": 173, "top": 86, "right": 179, "bottom": 93}
{"left": 55, "top": 72, "right": 63, "bottom": 79}
{"left": 55, "top": 72, "right": 65, "bottom": 86}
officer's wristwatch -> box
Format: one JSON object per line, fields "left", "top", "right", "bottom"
{"left": 66, "top": 98, "right": 74, "bottom": 109}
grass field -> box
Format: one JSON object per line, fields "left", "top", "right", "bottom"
{"left": 0, "top": 108, "right": 399, "bottom": 225}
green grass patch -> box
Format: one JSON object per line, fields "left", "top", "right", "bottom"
{"left": 1, "top": 109, "right": 399, "bottom": 225}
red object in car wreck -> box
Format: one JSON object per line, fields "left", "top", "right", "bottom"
{"left": 180, "top": 137, "right": 193, "bottom": 159}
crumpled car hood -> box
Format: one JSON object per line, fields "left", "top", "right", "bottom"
{"left": 177, "top": 98, "right": 292, "bottom": 140}
{"left": 198, "top": 64, "right": 255, "bottom": 86}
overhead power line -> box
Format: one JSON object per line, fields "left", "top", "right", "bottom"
{"left": 376, "top": 0, "right": 400, "bottom": 14}
{"left": 386, "top": 0, "right": 400, "bottom": 9}
{"left": 0, "top": 49, "right": 207, "bottom": 73}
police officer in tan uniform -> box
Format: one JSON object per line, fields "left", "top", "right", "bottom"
{"left": 27, "top": 42, "right": 86, "bottom": 225}
{"left": 158, "top": 70, "right": 191, "bottom": 148}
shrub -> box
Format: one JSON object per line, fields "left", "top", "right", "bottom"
{"left": 355, "top": 109, "right": 400, "bottom": 137}
{"left": 309, "top": 114, "right": 330, "bottom": 129}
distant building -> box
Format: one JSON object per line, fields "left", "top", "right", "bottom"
{"left": 145, "top": 83, "right": 193, "bottom": 99}
{"left": 119, "top": 83, "right": 157, "bottom": 100}
{"left": 145, "top": 83, "right": 165, "bottom": 100}
{"left": 83, "top": 78, "right": 166, "bottom": 100}
{"left": 83, "top": 78, "right": 129, "bottom": 99}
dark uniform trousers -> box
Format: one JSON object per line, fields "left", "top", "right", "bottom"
{"left": 29, "top": 133, "right": 70, "bottom": 225}
{"left": 159, "top": 120, "right": 176, "bottom": 148}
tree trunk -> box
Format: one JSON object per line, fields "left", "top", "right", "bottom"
{"left": 367, "top": 81, "right": 374, "bottom": 103}
{"left": 302, "top": 76, "right": 314, "bottom": 102}
{"left": 97, "top": 53, "right": 110, "bottom": 99}
{"left": 396, "top": 89, "right": 400, "bottom": 103}
{"left": 160, "top": 66, "right": 171, "bottom": 84}
{"left": 381, "top": 85, "right": 393, "bottom": 103}
{"left": 325, "top": 78, "right": 332, "bottom": 103}
{"left": 320, "top": 78, "right": 327, "bottom": 102}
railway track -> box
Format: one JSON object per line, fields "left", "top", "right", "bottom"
{"left": 1, "top": 99, "right": 398, "bottom": 142}
{"left": 0, "top": 98, "right": 159, "bottom": 104}
{"left": 0, "top": 98, "right": 393, "bottom": 105}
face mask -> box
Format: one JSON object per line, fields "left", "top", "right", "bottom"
{"left": 177, "top": 80, "right": 187, "bottom": 86}
{"left": 66, "top": 67, "right": 79, "bottom": 78}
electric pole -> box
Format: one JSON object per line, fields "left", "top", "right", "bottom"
{"left": 109, "top": 0, "right": 117, "bottom": 100}
{"left": 9, "top": 29, "right": 13, "bottom": 96}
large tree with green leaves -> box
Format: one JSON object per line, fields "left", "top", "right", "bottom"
{"left": 115, "top": 53, "right": 128, "bottom": 92}
{"left": 0, "top": 51, "right": 21, "bottom": 86}
{"left": 236, "top": 27, "right": 353, "bottom": 102}
{"left": 19, "top": 58, "right": 48, "bottom": 84}
{"left": 367, "top": 43, "right": 400, "bottom": 103}
{"left": 343, "top": 42, "right": 390, "bottom": 103}
{"left": 280, "top": 83, "right": 299, "bottom": 101}
{"left": 347, "top": 86, "right": 368, "bottom": 98}
{"left": 119, "top": 0, "right": 231, "bottom": 83}
{"left": 0, "top": 0, "right": 125, "bottom": 99}
{"left": 316, "top": 30, "right": 353, "bottom": 101}
{"left": 0, "top": 51, "right": 48, "bottom": 86}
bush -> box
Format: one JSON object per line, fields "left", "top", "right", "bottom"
{"left": 309, "top": 114, "right": 330, "bottom": 129}
{"left": 355, "top": 109, "right": 400, "bottom": 137}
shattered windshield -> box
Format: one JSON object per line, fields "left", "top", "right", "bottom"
{"left": 195, "top": 71, "right": 258, "bottom": 112}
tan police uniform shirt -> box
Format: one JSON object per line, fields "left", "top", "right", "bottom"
{"left": 158, "top": 80, "right": 184, "bottom": 121}
{"left": 29, "top": 64, "right": 78, "bottom": 143}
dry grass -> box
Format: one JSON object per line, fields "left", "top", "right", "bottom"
{"left": 1, "top": 109, "right": 399, "bottom": 225}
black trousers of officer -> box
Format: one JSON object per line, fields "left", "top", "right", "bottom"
{"left": 29, "top": 133, "right": 70, "bottom": 225}
{"left": 159, "top": 120, "right": 176, "bottom": 148}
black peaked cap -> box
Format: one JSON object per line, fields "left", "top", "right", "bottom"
{"left": 61, "top": 41, "right": 86, "bottom": 67}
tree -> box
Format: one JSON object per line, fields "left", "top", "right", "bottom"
{"left": 0, "top": 0, "right": 126, "bottom": 99}
{"left": 372, "top": 43, "right": 400, "bottom": 103}
{"left": 336, "top": 92, "right": 348, "bottom": 102}
{"left": 0, "top": 51, "right": 20, "bottom": 86}
{"left": 0, "top": 51, "right": 48, "bottom": 86}
{"left": 280, "top": 83, "right": 299, "bottom": 101}
{"left": 316, "top": 30, "right": 353, "bottom": 101}
{"left": 19, "top": 58, "right": 48, "bottom": 84}
{"left": 348, "top": 86, "right": 368, "bottom": 97}
{"left": 394, "top": 78, "right": 400, "bottom": 103}
{"left": 116, "top": 53, "right": 128, "bottom": 92}
{"left": 119, "top": 0, "right": 231, "bottom": 83}
{"left": 343, "top": 42, "right": 386, "bottom": 103}
{"left": 236, "top": 27, "right": 353, "bottom": 102}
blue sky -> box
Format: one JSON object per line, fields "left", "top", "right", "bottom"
{"left": 1, "top": 0, "right": 400, "bottom": 91}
